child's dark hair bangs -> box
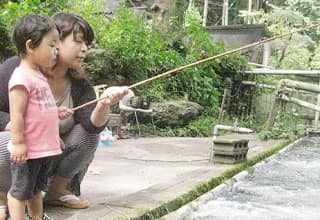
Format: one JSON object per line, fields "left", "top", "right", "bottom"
{"left": 12, "top": 15, "right": 56, "bottom": 56}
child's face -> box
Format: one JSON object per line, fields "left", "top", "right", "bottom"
{"left": 32, "top": 28, "right": 59, "bottom": 69}
{"left": 57, "top": 31, "right": 88, "bottom": 70}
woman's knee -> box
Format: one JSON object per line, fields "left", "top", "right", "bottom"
{"left": 0, "top": 132, "right": 11, "bottom": 193}
{"left": 62, "top": 124, "right": 99, "bottom": 151}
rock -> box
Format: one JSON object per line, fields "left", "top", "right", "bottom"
{"left": 132, "top": 100, "right": 204, "bottom": 127}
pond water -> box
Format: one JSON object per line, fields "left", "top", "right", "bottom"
{"left": 190, "top": 137, "right": 320, "bottom": 220}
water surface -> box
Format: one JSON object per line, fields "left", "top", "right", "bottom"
{"left": 191, "top": 137, "right": 320, "bottom": 220}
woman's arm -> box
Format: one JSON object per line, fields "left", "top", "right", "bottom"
{"left": 0, "top": 56, "right": 21, "bottom": 131}
{"left": 71, "top": 79, "right": 128, "bottom": 133}
{"left": 71, "top": 78, "right": 106, "bottom": 133}
{"left": 90, "top": 86, "right": 128, "bottom": 127}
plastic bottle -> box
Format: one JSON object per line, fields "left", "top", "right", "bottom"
{"left": 99, "top": 128, "right": 114, "bottom": 147}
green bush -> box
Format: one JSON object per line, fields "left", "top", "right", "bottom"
{"left": 0, "top": 0, "right": 68, "bottom": 32}
{"left": 0, "top": 0, "right": 68, "bottom": 61}
{"left": 138, "top": 115, "right": 217, "bottom": 137}
{"left": 0, "top": 19, "right": 14, "bottom": 62}
{"left": 0, "top": 1, "right": 251, "bottom": 137}
{"left": 260, "top": 111, "right": 302, "bottom": 140}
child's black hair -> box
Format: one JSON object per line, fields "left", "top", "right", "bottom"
{"left": 12, "top": 14, "right": 56, "bottom": 56}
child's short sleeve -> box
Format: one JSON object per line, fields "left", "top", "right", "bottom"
{"left": 9, "top": 67, "right": 31, "bottom": 93}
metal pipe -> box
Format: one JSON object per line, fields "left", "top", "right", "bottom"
{"left": 212, "top": 125, "right": 254, "bottom": 140}
{"left": 217, "top": 88, "right": 228, "bottom": 124}
{"left": 242, "top": 80, "right": 275, "bottom": 89}
{"left": 242, "top": 81, "right": 315, "bottom": 95}
{"left": 315, "top": 79, "right": 320, "bottom": 129}
{"left": 246, "top": 69, "right": 320, "bottom": 76}
{"left": 248, "top": 62, "right": 274, "bottom": 69}
{"left": 314, "top": 94, "right": 320, "bottom": 129}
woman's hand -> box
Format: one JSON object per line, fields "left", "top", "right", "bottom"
{"left": 91, "top": 86, "right": 128, "bottom": 127}
{"left": 98, "top": 86, "right": 129, "bottom": 107}
{"left": 58, "top": 106, "right": 74, "bottom": 120}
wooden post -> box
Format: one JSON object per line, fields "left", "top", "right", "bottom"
{"left": 266, "top": 96, "right": 282, "bottom": 130}
{"left": 262, "top": 42, "right": 270, "bottom": 66}
{"left": 248, "top": 0, "right": 252, "bottom": 24}
{"left": 202, "top": 0, "right": 208, "bottom": 27}
{"left": 266, "top": 79, "right": 320, "bottom": 129}
{"left": 222, "top": 0, "right": 229, "bottom": 25}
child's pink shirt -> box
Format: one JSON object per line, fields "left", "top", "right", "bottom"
{"left": 8, "top": 66, "right": 61, "bottom": 159}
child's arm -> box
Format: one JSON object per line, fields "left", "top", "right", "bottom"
{"left": 9, "top": 85, "right": 28, "bottom": 164}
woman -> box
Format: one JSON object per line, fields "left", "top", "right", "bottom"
{"left": 0, "top": 12, "right": 128, "bottom": 217}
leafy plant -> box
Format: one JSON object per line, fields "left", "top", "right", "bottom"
{"left": 0, "top": 0, "right": 68, "bottom": 32}
{"left": 260, "top": 111, "right": 302, "bottom": 140}
{"left": 0, "top": 19, "right": 14, "bottom": 61}
{"left": 137, "top": 115, "right": 216, "bottom": 137}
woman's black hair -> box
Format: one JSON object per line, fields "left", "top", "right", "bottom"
{"left": 51, "top": 12, "right": 94, "bottom": 45}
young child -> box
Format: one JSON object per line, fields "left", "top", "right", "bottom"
{"left": 7, "top": 15, "right": 71, "bottom": 220}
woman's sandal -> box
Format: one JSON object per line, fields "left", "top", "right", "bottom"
{"left": 45, "top": 194, "right": 90, "bottom": 209}
{"left": 27, "top": 212, "right": 52, "bottom": 220}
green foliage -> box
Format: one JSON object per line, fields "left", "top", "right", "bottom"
{"left": 0, "top": 19, "right": 15, "bottom": 61}
{"left": 82, "top": 5, "right": 234, "bottom": 109}
{"left": 100, "top": 8, "right": 158, "bottom": 84}
{"left": 0, "top": 1, "right": 251, "bottom": 138}
{"left": 0, "top": 0, "right": 68, "bottom": 58}
{"left": 286, "top": 0, "right": 317, "bottom": 18}
{"left": 260, "top": 111, "right": 302, "bottom": 140}
{"left": 174, "top": 0, "right": 189, "bottom": 25}
{"left": 239, "top": 9, "right": 265, "bottom": 24}
{"left": 0, "top": 0, "right": 8, "bottom": 7}
{"left": 279, "top": 48, "right": 311, "bottom": 69}
{"left": 184, "top": 5, "right": 202, "bottom": 29}
{"left": 137, "top": 115, "right": 216, "bottom": 137}
{"left": 237, "top": 0, "right": 320, "bottom": 70}
{"left": 310, "top": 44, "right": 320, "bottom": 69}
{"left": 0, "top": 0, "right": 68, "bottom": 32}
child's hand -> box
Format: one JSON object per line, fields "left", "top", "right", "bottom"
{"left": 99, "top": 86, "right": 129, "bottom": 107}
{"left": 10, "top": 143, "right": 27, "bottom": 164}
{"left": 58, "top": 106, "right": 74, "bottom": 120}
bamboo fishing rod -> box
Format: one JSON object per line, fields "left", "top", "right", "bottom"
{"left": 72, "top": 22, "right": 320, "bottom": 112}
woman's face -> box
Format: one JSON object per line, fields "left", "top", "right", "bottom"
{"left": 57, "top": 31, "right": 88, "bottom": 70}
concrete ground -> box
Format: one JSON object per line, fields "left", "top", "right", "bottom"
{"left": 46, "top": 134, "right": 287, "bottom": 220}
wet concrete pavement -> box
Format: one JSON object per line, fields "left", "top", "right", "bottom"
{"left": 46, "top": 134, "right": 287, "bottom": 219}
